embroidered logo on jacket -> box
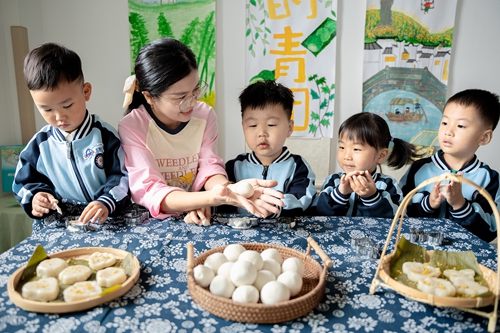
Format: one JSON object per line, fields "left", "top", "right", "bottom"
{"left": 83, "top": 144, "right": 104, "bottom": 160}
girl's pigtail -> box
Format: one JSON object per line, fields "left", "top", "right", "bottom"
{"left": 386, "top": 138, "right": 422, "bottom": 169}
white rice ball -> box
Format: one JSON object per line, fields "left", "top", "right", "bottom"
{"left": 204, "top": 252, "right": 228, "bottom": 275}
{"left": 217, "top": 261, "right": 234, "bottom": 278}
{"left": 262, "top": 258, "right": 281, "bottom": 278}
{"left": 281, "top": 257, "right": 305, "bottom": 277}
{"left": 253, "top": 270, "right": 276, "bottom": 291}
{"left": 260, "top": 281, "right": 290, "bottom": 305}
{"left": 232, "top": 285, "right": 260, "bottom": 303}
{"left": 277, "top": 271, "right": 303, "bottom": 296}
{"left": 193, "top": 264, "right": 214, "bottom": 288}
{"left": 209, "top": 275, "right": 235, "bottom": 298}
{"left": 238, "top": 250, "right": 264, "bottom": 270}
{"left": 230, "top": 260, "right": 258, "bottom": 286}
{"left": 223, "top": 244, "right": 246, "bottom": 262}
{"left": 260, "top": 248, "right": 283, "bottom": 265}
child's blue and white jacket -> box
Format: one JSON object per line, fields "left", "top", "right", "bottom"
{"left": 13, "top": 111, "right": 130, "bottom": 219}
{"left": 314, "top": 170, "right": 402, "bottom": 218}
{"left": 225, "top": 147, "right": 316, "bottom": 217}
{"left": 400, "top": 150, "right": 499, "bottom": 242}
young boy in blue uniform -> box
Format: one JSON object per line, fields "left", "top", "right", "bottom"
{"left": 400, "top": 89, "right": 500, "bottom": 242}
{"left": 225, "top": 80, "right": 317, "bottom": 217}
{"left": 13, "top": 43, "right": 130, "bottom": 227}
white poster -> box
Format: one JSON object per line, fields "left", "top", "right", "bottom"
{"left": 245, "top": 0, "right": 338, "bottom": 138}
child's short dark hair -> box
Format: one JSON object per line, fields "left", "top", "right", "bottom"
{"left": 445, "top": 89, "right": 500, "bottom": 131}
{"left": 339, "top": 112, "right": 421, "bottom": 169}
{"left": 239, "top": 80, "right": 294, "bottom": 119}
{"left": 24, "top": 43, "right": 84, "bottom": 91}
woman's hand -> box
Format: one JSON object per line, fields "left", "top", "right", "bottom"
{"left": 184, "top": 206, "right": 211, "bottom": 226}
{"left": 213, "top": 179, "right": 284, "bottom": 217}
{"left": 237, "top": 179, "right": 284, "bottom": 215}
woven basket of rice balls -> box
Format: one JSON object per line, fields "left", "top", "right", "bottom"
{"left": 369, "top": 173, "right": 500, "bottom": 333}
{"left": 186, "top": 237, "right": 332, "bottom": 323}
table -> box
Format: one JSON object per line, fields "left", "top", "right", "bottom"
{"left": 0, "top": 194, "right": 32, "bottom": 254}
{"left": 0, "top": 214, "right": 498, "bottom": 332}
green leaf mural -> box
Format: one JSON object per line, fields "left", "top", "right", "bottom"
{"left": 308, "top": 74, "right": 335, "bottom": 137}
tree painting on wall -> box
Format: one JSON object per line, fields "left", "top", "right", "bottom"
{"left": 128, "top": 0, "right": 216, "bottom": 107}
{"left": 363, "top": 0, "right": 457, "bottom": 158}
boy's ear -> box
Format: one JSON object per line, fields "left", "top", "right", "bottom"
{"left": 479, "top": 129, "right": 493, "bottom": 146}
{"left": 287, "top": 119, "right": 294, "bottom": 137}
{"left": 377, "top": 148, "right": 389, "bottom": 164}
{"left": 83, "top": 82, "right": 92, "bottom": 101}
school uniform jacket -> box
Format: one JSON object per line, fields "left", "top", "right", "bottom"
{"left": 399, "top": 150, "right": 499, "bottom": 242}
{"left": 13, "top": 111, "right": 130, "bottom": 218}
{"left": 314, "top": 171, "right": 402, "bottom": 218}
{"left": 225, "top": 147, "right": 317, "bottom": 217}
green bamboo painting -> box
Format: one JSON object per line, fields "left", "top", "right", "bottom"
{"left": 128, "top": 0, "right": 216, "bottom": 107}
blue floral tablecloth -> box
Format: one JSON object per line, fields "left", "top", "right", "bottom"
{"left": 0, "top": 215, "right": 498, "bottom": 333}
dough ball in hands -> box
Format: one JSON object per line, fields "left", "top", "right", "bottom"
{"left": 262, "top": 258, "right": 281, "bottom": 278}
{"left": 230, "top": 260, "right": 258, "bottom": 286}
{"left": 277, "top": 271, "right": 303, "bottom": 297}
{"left": 209, "top": 275, "right": 235, "bottom": 298}
{"left": 217, "top": 261, "right": 234, "bottom": 278}
{"left": 260, "top": 281, "right": 290, "bottom": 305}
{"left": 260, "top": 248, "right": 283, "bottom": 265}
{"left": 223, "top": 244, "right": 246, "bottom": 262}
{"left": 36, "top": 258, "right": 68, "bottom": 278}
{"left": 193, "top": 264, "right": 215, "bottom": 288}
{"left": 253, "top": 270, "right": 276, "bottom": 291}
{"left": 235, "top": 182, "right": 254, "bottom": 198}
{"left": 232, "top": 285, "right": 260, "bottom": 304}
{"left": 281, "top": 257, "right": 305, "bottom": 277}
{"left": 204, "top": 252, "right": 228, "bottom": 275}
{"left": 22, "top": 277, "right": 60, "bottom": 302}
{"left": 238, "top": 250, "right": 264, "bottom": 270}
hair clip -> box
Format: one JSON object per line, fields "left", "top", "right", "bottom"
{"left": 122, "top": 75, "right": 138, "bottom": 108}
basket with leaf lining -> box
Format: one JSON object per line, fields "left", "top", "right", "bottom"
{"left": 370, "top": 173, "right": 500, "bottom": 332}
{"left": 186, "top": 237, "right": 333, "bottom": 324}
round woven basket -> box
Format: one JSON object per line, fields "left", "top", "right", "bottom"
{"left": 370, "top": 173, "right": 500, "bottom": 332}
{"left": 186, "top": 237, "right": 332, "bottom": 324}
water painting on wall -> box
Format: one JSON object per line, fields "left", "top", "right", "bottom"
{"left": 363, "top": 0, "right": 457, "bottom": 157}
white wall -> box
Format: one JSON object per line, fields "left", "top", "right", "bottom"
{"left": 1, "top": 0, "right": 499, "bottom": 194}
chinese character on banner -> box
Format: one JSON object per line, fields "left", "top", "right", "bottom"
{"left": 246, "top": 0, "right": 338, "bottom": 138}
{"left": 363, "top": 0, "right": 457, "bottom": 158}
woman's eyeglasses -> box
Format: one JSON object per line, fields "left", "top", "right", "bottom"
{"left": 157, "top": 81, "right": 209, "bottom": 112}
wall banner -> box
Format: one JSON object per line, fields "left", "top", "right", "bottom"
{"left": 246, "top": 0, "right": 338, "bottom": 138}
{"left": 363, "top": 0, "right": 458, "bottom": 157}
{"left": 128, "top": 0, "right": 216, "bottom": 107}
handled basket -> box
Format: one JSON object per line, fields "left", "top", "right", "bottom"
{"left": 186, "top": 237, "right": 333, "bottom": 324}
{"left": 370, "top": 173, "right": 500, "bottom": 333}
